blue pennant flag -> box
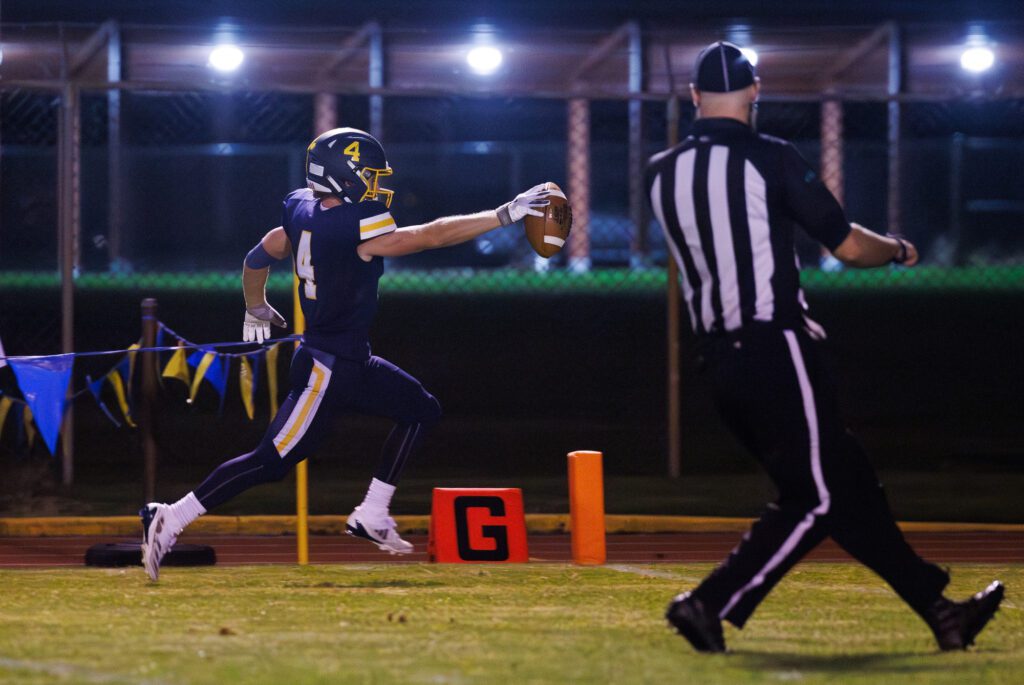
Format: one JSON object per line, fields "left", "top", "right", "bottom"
{"left": 8, "top": 354, "right": 74, "bottom": 456}
{"left": 86, "top": 374, "right": 122, "bottom": 428}
{"left": 212, "top": 355, "right": 230, "bottom": 414}
{"left": 186, "top": 348, "right": 227, "bottom": 405}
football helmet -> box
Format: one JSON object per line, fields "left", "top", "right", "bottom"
{"left": 305, "top": 127, "right": 394, "bottom": 208}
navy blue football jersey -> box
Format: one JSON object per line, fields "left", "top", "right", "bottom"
{"left": 280, "top": 188, "right": 397, "bottom": 360}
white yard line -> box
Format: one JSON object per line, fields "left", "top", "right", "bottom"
{"left": 0, "top": 657, "right": 175, "bottom": 685}
{"left": 604, "top": 564, "right": 692, "bottom": 580}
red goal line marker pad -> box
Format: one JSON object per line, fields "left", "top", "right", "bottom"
{"left": 428, "top": 488, "right": 529, "bottom": 563}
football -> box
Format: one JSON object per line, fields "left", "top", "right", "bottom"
{"left": 524, "top": 182, "right": 573, "bottom": 258}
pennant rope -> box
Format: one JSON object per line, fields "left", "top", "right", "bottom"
{"left": 0, "top": 320, "right": 297, "bottom": 437}
{"left": 0, "top": 330, "right": 298, "bottom": 363}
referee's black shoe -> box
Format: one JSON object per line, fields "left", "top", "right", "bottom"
{"left": 925, "top": 580, "right": 1005, "bottom": 651}
{"left": 666, "top": 592, "right": 725, "bottom": 653}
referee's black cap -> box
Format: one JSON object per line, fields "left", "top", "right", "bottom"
{"left": 694, "top": 41, "right": 756, "bottom": 92}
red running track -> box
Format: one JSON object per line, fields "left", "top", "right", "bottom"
{"left": 1, "top": 531, "right": 1021, "bottom": 568}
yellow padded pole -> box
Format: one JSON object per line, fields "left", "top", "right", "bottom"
{"left": 293, "top": 269, "right": 309, "bottom": 565}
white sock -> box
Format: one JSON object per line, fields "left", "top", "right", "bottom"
{"left": 167, "top": 492, "right": 206, "bottom": 531}
{"left": 359, "top": 478, "right": 396, "bottom": 515}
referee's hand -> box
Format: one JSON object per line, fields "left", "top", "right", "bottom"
{"left": 900, "top": 241, "right": 919, "bottom": 267}
{"left": 883, "top": 230, "right": 919, "bottom": 267}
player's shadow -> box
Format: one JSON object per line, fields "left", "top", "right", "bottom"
{"left": 731, "top": 651, "right": 952, "bottom": 675}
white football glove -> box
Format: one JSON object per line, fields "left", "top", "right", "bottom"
{"left": 243, "top": 303, "right": 287, "bottom": 343}
{"left": 497, "top": 184, "right": 552, "bottom": 226}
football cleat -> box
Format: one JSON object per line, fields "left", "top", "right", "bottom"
{"left": 925, "top": 581, "right": 1005, "bottom": 651}
{"left": 140, "top": 503, "right": 181, "bottom": 581}
{"left": 666, "top": 592, "right": 726, "bottom": 653}
{"left": 345, "top": 506, "right": 413, "bottom": 555}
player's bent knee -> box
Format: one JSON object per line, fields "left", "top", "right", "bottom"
{"left": 247, "top": 443, "right": 293, "bottom": 483}
{"left": 261, "top": 459, "right": 293, "bottom": 483}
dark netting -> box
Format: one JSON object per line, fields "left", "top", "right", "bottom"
{"left": 2, "top": 87, "right": 1015, "bottom": 288}
{"left": 122, "top": 91, "right": 314, "bottom": 146}
{"left": 2, "top": 87, "right": 1022, "bottom": 295}
{"left": 0, "top": 90, "right": 61, "bottom": 356}
{"left": 905, "top": 99, "right": 1024, "bottom": 138}
{"left": 0, "top": 90, "right": 59, "bottom": 145}
{"left": 755, "top": 101, "right": 820, "bottom": 140}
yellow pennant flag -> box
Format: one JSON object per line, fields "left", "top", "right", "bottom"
{"left": 162, "top": 344, "right": 191, "bottom": 388}
{"left": 239, "top": 356, "right": 255, "bottom": 420}
{"left": 0, "top": 397, "right": 13, "bottom": 444}
{"left": 106, "top": 369, "right": 137, "bottom": 428}
{"left": 266, "top": 343, "right": 280, "bottom": 418}
{"left": 23, "top": 405, "right": 36, "bottom": 450}
{"left": 189, "top": 351, "right": 217, "bottom": 403}
{"left": 127, "top": 342, "right": 140, "bottom": 386}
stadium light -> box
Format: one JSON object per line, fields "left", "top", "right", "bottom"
{"left": 208, "top": 44, "right": 244, "bottom": 72}
{"left": 740, "top": 47, "right": 759, "bottom": 67}
{"left": 467, "top": 45, "right": 503, "bottom": 75}
{"left": 960, "top": 46, "right": 995, "bottom": 73}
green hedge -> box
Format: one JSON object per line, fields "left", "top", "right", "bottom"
{"left": 1, "top": 265, "right": 1021, "bottom": 294}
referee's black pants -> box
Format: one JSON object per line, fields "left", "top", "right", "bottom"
{"left": 690, "top": 325, "right": 949, "bottom": 628}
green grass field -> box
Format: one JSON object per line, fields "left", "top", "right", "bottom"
{"left": 0, "top": 564, "right": 1021, "bottom": 684}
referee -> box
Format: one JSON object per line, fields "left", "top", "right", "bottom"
{"left": 647, "top": 41, "right": 1004, "bottom": 653}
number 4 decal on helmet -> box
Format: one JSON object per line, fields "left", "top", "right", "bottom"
{"left": 343, "top": 141, "right": 361, "bottom": 163}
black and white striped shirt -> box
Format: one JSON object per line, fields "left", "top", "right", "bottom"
{"left": 647, "top": 117, "right": 851, "bottom": 336}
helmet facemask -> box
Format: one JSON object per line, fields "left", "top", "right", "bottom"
{"left": 355, "top": 163, "right": 394, "bottom": 208}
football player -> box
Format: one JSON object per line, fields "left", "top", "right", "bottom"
{"left": 140, "top": 128, "right": 550, "bottom": 580}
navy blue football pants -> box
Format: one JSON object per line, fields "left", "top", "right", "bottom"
{"left": 194, "top": 345, "right": 441, "bottom": 510}
{"left": 689, "top": 326, "right": 949, "bottom": 628}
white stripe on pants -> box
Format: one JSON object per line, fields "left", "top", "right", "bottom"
{"left": 719, "top": 330, "right": 831, "bottom": 618}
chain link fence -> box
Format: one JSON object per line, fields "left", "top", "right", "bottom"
{"left": 2, "top": 86, "right": 1023, "bottom": 355}
{"left": 5, "top": 91, "right": 1023, "bottom": 270}
{"left": 0, "top": 90, "right": 61, "bottom": 355}
{"left": 1, "top": 23, "right": 1022, "bottom": 499}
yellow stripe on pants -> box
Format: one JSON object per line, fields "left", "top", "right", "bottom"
{"left": 273, "top": 365, "right": 325, "bottom": 455}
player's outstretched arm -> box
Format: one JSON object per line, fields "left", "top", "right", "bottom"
{"left": 357, "top": 185, "right": 550, "bottom": 261}
{"left": 833, "top": 223, "right": 919, "bottom": 268}
{"left": 242, "top": 226, "right": 290, "bottom": 343}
